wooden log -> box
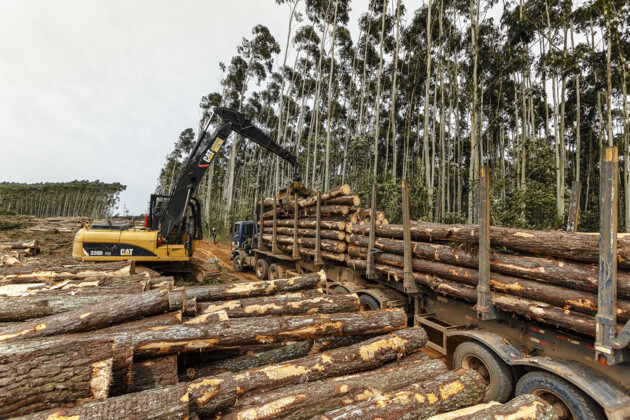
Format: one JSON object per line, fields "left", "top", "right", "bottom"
{"left": 129, "top": 354, "right": 178, "bottom": 392}
{"left": 130, "top": 309, "right": 407, "bottom": 357}
{"left": 263, "top": 205, "right": 350, "bottom": 219}
{"left": 0, "top": 288, "right": 185, "bottom": 342}
{"left": 348, "top": 250, "right": 630, "bottom": 321}
{"left": 0, "top": 261, "right": 134, "bottom": 284}
{"left": 262, "top": 219, "right": 345, "bottom": 230}
{"left": 347, "top": 235, "right": 630, "bottom": 298}
{"left": 188, "top": 372, "right": 237, "bottom": 416}
{"left": 297, "top": 184, "right": 352, "bottom": 208}
{"left": 0, "top": 338, "right": 114, "bottom": 419}
{"left": 427, "top": 394, "right": 555, "bottom": 420}
{"left": 262, "top": 234, "right": 346, "bottom": 253}
{"left": 325, "top": 195, "right": 361, "bottom": 206}
{"left": 14, "top": 383, "right": 189, "bottom": 420}
{"left": 263, "top": 227, "right": 345, "bottom": 241}
{"left": 362, "top": 261, "right": 620, "bottom": 336}
{"left": 197, "top": 292, "right": 359, "bottom": 318}
{"left": 232, "top": 327, "right": 428, "bottom": 396}
{"left": 182, "top": 340, "right": 316, "bottom": 381}
{"left": 97, "top": 311, "right": 182, "bottom": 334}
{"left": 148, "top": 275, "right": 175, "bottom": 289}
{"left": 314, "top": 369, "right": 486, "bottom": 420}
{"left": 185, "top": 272, "right": 326, "bottom": 302}
{"left": 276, "top": 243, "right": 348, "bottom": 262}
{"left": 0, "top": 240, "right": 40, "bottom": 255}
{"left": 352, "top": 222, "right": 630, "bottom": 266}
{"left": 221, "top": 353, "right": 447, "bottom": 420}
{"left": 0, "top": 294, "right": 126, "bottom": 321}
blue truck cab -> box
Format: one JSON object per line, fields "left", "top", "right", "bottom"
{"left": 229, "top": 221, "right": 256, "bottom": 261}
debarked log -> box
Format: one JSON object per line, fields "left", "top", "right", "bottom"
{"left": 13, "top": 383, "right": 189, "bottom": 420}
{"left": 231, "top": 327, "right": 428, "bottom": 396}
{"left": 0, "top": 338, "right": 115, "bottom": 419}
{"left": 185, "top": 272, "right": 326, "bottom": 302}
{"left": 130, "top": 309, "right": 407, "bottom": 357}
{"left": 262, "top": 234, "right": 346, "bottom": 253}
{"left": 0, "top": 288, "right": 185, "bottom": 342}
{"left": 196, "top": 292, "right": 360, "bottom": 318}
{"left": 314, "top": 369, "right": 486, "bottom": 420}
{"left": 221, "top": 353, "right": 447, "bottom": 420}
{"left": 0, "top": 240, "right": 40, "bottom": 254}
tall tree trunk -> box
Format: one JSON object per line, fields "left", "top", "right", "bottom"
{"left": 372, "top": 0, "right": 389, "bottom": 178}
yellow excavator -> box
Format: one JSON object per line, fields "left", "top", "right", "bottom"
{"left": 72, "top": 107, "right": 307, "bottom": 271}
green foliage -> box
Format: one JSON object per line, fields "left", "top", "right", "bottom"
{"left": 0, "top": 181, "right": 126, "bottom": 219}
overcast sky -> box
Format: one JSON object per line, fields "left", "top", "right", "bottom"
{"left": 0, "top": 0, "right": 371, "bottom": 214}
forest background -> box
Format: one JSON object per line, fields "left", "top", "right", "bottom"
{"left": 2, "top": 0, "right": 629, "bottom": 237}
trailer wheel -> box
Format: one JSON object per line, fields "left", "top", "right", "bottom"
{"left": 516, "top": 371, "right": 603, "bottom": 420}
{"left": 359, "top": 294, "right": 380, "bottom": 311}
{"left": 332, "top": 286, "right": 350, "bottom": 295}
{"left": 233, "top": 254, "right": 245, "bottom": 272}
{"left": 453, "top": 341, "right": 513, "bottom": 403}
{"left": 268, "top": 263, "right": 280, "bottom": 280}
{"left": 255, "top": 258, "right": 269, "bottom": 280}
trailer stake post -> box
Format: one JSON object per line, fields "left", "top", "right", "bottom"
{"left": 272, "top": 193, "right": 279, "bottom": 254}
{"left": 596, "top": 146, "right": 628, "bottom": 364}
{"left": 292, "top": 194, "right": 299, "bottom": 259}
{"left": 566, "top": 180, "right": 582, "bottom": 232}
{"left": 366, "top": 184, "right": 378, "bottom": 280}
{"left": 402, "top": 179, "right": 420, "bottom": 294}
{"left": 477, "top": 166, "right": 496, "bottom": 320}
{"left": 258, "top": 198, "right": 268, "bottom": 251}
{"left": 314, "top": 192, "right": 324, "bottom": 266}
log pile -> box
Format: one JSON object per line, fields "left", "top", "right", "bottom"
{"left": 347, "top": 219, "right": 630, "bottom": 338}
{"left": 258, "top": 184, "right": 388, "bottom": 265}
{"left": 0, "top": 259, "right": 550, "bottom": 419}
{"left": 0, "top": 240, "right": 41, "bottom": 267}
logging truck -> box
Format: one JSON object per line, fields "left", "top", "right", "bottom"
{"left": 233, "top": 160, "right": 630, "bottom": 419}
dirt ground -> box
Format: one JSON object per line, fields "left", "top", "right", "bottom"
{"left": 194, "top": 240, "right": 258, "bottom": 283}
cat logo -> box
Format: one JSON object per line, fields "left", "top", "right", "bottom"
{"left": 199, "top": 150, "right": 215, "bottom": 167}
{"left": 120, "top": 248, "right": 134, "bottom": 256}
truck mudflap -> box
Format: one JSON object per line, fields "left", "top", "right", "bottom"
{"left": 447, "top": 329, "right": 630, "bottom": 419}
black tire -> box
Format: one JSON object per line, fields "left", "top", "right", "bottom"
{"left": 233, "top": 254, "right": 245, "bottom": 272}
{"left": 453, "top": 341, "right": 513, "bottom": 403}
{"left": 268, "top": 263, "right": 280, "bottom": 280}
{"left": 359, "top": 294, "right": 380, "bottom": 311}
{"left": 255, "top": 258, "right": 269, "bottom": 280}
{"left": 332, "top": 286, "right": 350, "bottom": 295}
{"left": 516, "top": 371, "right": 603, "bottom": 420}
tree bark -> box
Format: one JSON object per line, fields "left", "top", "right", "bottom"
{"left": 0, "top": 261, "right": 134, "bottom": 284}
{"left": 315, "top": 369, "right": 485, "bottom": 420}
{"left": 196, "top": 293, "right": 359, "bottom": 318}
{"left": 276, "top": 244, "right": 347, "bottom": 262}
{"left": 232, "top": 327, "right": 428, "bottom": 396}
{"left": 15, "top": 383, "right": 189, "bottom": 420}
{"left": 188, "top": 372, "right": 237, "bottom": 416}
{"left": 0, "top": 338, "right": 115, "bottom": 419}
{"left": 351, "top": 222, "right": 630, "bottom": 265}
{"left": 221, "top": 354, "right": 447, "bottom": 420}
{"left": 130, "top": 309, "right": 407, "bottom": 357}
{"left": 0, "top": 288, "right": 185, "bottom": 342}
{"left": 0, "top": 240, "right": 40, "bottom": 255}
{"left": 297, "top": 185, "right": 351, "bottom": 208}
{"left": 263, "top": 205, "right": 350, "bottom": 219}
{"left": 185, "top": 272, "right": 326, "bottom": 302}
{"left": 129, "top": 355, "right": 178, "bottom": 393}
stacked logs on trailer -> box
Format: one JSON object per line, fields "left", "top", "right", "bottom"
{"left": 257, "top": 184, "right": 388, "bottom": 266}
{"left": 1, "top": 261, "right": 530, "bottom": 420}
{"left": 347, "top": 219, "right": 630, "bottom": 338}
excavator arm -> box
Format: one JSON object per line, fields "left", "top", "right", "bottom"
{"left": 158, "top": 108, "right": 303, "bottom": 242}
